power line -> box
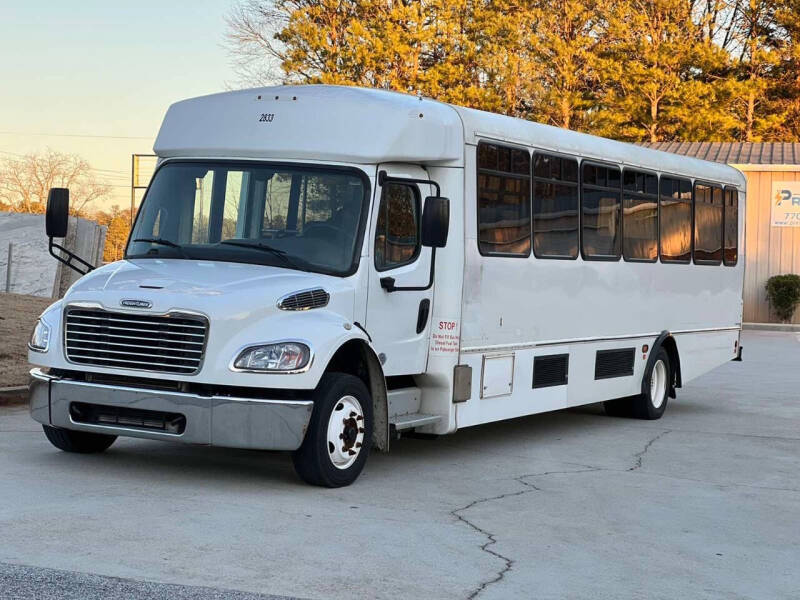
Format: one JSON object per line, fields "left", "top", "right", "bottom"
{"left": 0, "top": 131, "right": 153, "bottom": 140}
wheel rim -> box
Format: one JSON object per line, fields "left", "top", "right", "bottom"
{"left": 326, "top": 395, "right": 365, "bottom": 470}
{"left": 650, "top": 359, "right": 667, "bottom": 409}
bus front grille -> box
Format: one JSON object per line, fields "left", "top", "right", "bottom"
{"left": 64, "top": 307, "right": 208, "bottom": 375}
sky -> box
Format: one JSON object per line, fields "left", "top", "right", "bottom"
{"left": 0, "top": 1, "right": 243, "bottom": 211}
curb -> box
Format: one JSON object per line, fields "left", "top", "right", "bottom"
{"left": 0, "top": 386, "right": 28, "bottom": 406}
{"left": 743, "top": 322, "right": 800, "bottom": 332}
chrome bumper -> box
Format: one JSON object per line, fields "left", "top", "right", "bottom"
{"left": 29, "top": 368, "right": 314, "bottom": 451}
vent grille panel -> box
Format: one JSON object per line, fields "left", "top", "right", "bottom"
{"left": 70, "top": 402, "right": 186, "bottom": 434}
{"left": 278, "top": 288, "right": 329, "bottom": 311}
{"left": 64, "top": 308, "right": 208, "bottom": 375}
{"left": 594, "top": 348, "right": 635, "bottom": 380}
{"left": 533, "top": 354, "right": 569, "bottom": 388}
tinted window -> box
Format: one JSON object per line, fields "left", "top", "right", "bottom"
{"left": 532, "top": 153, "right": 579, "bottom": 258}
{"left": 724, "top": 187, "right": 738, "bottom": 266}
{"left": 477, "top": 142, "right": 531, "bottom": 256}
{"left": 622, "top": 169, "right": 658, "bottom": 261}
{"left": 582, "top": 163, "right": 621, "bottom": 259}
{"left": 659, "top": 177, "right": 692, "bottom": 263}
{"left": 694, "top": 183, "right": 723, "bottom": 264}
{"left": 374, "top": 183, "right": 420, "bottom": 271}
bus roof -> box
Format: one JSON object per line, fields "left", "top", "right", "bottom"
{"left": 154, "top": 85, "right": 746, "bottom": 188}
{"left": 154, "top": 85, "right": 464, "bottom": 166}
{"left": 453, "top": 104, "right": 746, "bottom": 188}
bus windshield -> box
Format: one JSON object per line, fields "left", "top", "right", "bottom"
{"left": 126, "top": 161, "right": 369, "bottom": 276}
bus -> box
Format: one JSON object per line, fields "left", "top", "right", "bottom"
{"left": 28, "top": 85, "right": 744, "bottom": 487}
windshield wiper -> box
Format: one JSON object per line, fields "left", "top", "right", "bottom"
{"left": 218, "top": 240, "right": 298, "bottom": 268}
{"left": 132, "top": 238, "right": 188, "bottom": 258}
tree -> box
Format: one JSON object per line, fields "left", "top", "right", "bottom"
{"left": 0, "top": 150, "right": 110, "bottom": 216}
{"left": 94, "top": 205, "right": 134, "bottom": 262}
{"left": 526, "top": 0, "right": 606, "bottom": 130}
{"left": 226, "top": 0, "right": 800, "bottom": 142}
{"left": 592, "top": 0, "right": 735, "bottom": 142}
{"left": 773, "top": 0, "right": 800, "bottom": 139}
{"left": 713, "top": 0, "right": 785, "bottom": 141}
{"left": 226, "top": 1, "right": 540, "bottom": 115}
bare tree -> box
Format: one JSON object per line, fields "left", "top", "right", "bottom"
{"left": 225, "top": 0, "right": 288, "bottom": 86}
{"left": 0, "top": 149, "right": 110, "bottom": 217}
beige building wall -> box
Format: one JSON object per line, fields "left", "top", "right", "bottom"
{"left": 738, "top": 165, "right": 800, "bottom": 324}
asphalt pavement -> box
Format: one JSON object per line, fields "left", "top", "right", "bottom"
{"left": 0, "top": 330, "right": 798, "bottom": 599}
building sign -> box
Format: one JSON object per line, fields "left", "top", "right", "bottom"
{"left": 772, "top": 181, "right": 800, "bottom": 227}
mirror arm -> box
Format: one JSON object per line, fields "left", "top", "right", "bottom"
{"left": 380, "top": 248, "right": 436, "bottom": 293}
{"left": 48, "top": 238, "right": 94, "bottom": 276}
{"left": 377, "top": 170, "right": 440, "bottom": 196}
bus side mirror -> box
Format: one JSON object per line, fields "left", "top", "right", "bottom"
{"left": 45, "top": 187, "right": 95, "bottom": 275}
{"left": 46, "top": 188, "right": 70, "bottom": 238}
{"left": 421, "top": 196, "right": 449, "bottom": 248}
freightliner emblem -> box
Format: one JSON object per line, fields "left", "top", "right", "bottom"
{"left": 120, "top": 299, "right": 153, "bottom": 309}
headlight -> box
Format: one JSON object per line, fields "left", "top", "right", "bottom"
{"left": 233, "top": 342, "right": 311, "bottom": 372}
{"left": 29, "top": 319, "right": 51, "bottom": 352}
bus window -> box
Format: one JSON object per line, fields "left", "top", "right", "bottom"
{"left": 477, "top": 142, "right": 531, "bottom": 256}
{"left": 694, "top": 183, "right": 723, "bottom": 264}
{"left": 622, "top": 169, "right": 658, "bottom": 261}
{"left": 659, "top": 177, "right": 692, "bottom": 263}
{"left": 532, "top": 152, "right": 579, "bottom": 258}
{"left": 582, "top": 162, "right": 621, "bottom": 259}
{"left": 724, "top": 187, "right": 738, "bottom": 266}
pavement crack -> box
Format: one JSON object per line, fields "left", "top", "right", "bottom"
{"left": 628, "top": 430, "right": 670, "bottom": 471}
{"left": 453, "top": 467, "right": 602, "bottom": 599}
{"left": 451, "top": 489, "right": 529, "bottom": 599}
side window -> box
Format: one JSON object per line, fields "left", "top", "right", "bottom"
{"left": 659, "top": 177, "right": 692, "bottom": 263}
{"left": 533, "top": 152, "right": 579, "bottom": 258}
{"left": 477, "top": 141, "right": 531, "bottom": 256}
{"left": 622, "top": 169, "right": 659, "bottom": 261}
{"left": 724, "top": 187, "right": 738, "bottom": 266}
{"left": 374, "top": 182, "right": 420, "bottom": 271}
{"left": 582, "top": 162, "right": 622, "bottom": 259}
{"left": 694, "top": 183, "right": 723, "bottom": 264}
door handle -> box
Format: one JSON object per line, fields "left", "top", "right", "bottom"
{"left": 416, "top": 299, "right": 431, "bottom": 334}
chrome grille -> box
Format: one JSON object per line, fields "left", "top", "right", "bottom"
{"left": 277, "top": 288, "right": 330, "bottom": 311}
{"left": 64, "top": 307, "right": 208, "bottom": 375}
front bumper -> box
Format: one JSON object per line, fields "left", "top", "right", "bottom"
{"left": 29, "top": 368, "right": 313, "bottom": 451}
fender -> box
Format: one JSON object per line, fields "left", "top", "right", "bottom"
{"left": 642, "top": 331, "right": 682, "bottom": 399}
{"left": 319, "top": 335, "right": 390, "bottom": 453}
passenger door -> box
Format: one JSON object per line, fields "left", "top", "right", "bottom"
{"left": 365, "top": 165, "right": 435, "bottom": 376}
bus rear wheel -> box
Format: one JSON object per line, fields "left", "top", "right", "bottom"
{"left": 292, "top": 373, "right": 373, "bottom": 487}
{"left": 604, "top": 348, "right": 670, "bottom": 420}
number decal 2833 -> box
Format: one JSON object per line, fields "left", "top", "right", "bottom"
{"left": 259, "top": 113, "right": 275, "bottom": 123}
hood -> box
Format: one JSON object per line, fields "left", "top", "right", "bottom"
{"left": 65, "top": 258, "right": 355, "bottom": 321}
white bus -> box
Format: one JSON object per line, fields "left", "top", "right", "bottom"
{"left": 28, "top": 85, "right": 744, "bottom": 487}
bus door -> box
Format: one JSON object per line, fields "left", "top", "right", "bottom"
{"left": 365, "top": 165, "right": 436, "bottom": 376}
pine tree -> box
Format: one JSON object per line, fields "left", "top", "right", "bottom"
{"left": 226, "top": 0, "right": 800, "bottom": 142}
{"left": 773, "top": 0, "right": 800, "bottom": 138}
{"left": 593, "top": 0, "right": 734, "bottom": 142}
{"left": 525, "top": 0, "right": 606, "bottom": 130}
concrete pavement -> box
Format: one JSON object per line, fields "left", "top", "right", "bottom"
{"left": 0, "top": 330, "right": 798, "bottom": 599}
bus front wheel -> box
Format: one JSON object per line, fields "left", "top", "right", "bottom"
{"left": 292, "top": 373, "right": 373, "bottom": 487}
{"left": 42, "top": 425, "right": 117, "bottom": 453}
{"left": 604, "top": 349, "right": 670, "bottom": 420}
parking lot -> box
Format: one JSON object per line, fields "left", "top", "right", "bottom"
{"left": 1, "top": 330, "right": 798, "bottom": 599}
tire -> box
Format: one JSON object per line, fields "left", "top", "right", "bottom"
{"left": 42, "top": 425, "right": 117, "bottom": 453}
{"left": 292, "top": 373, "right": 373, "bottom": 487}
{"left": 604, "top": 348, "right": 671, "bottom": 420}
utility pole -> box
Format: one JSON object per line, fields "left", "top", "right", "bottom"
{"left": 5, "top": 242, "right": 12, "bottom": 293}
